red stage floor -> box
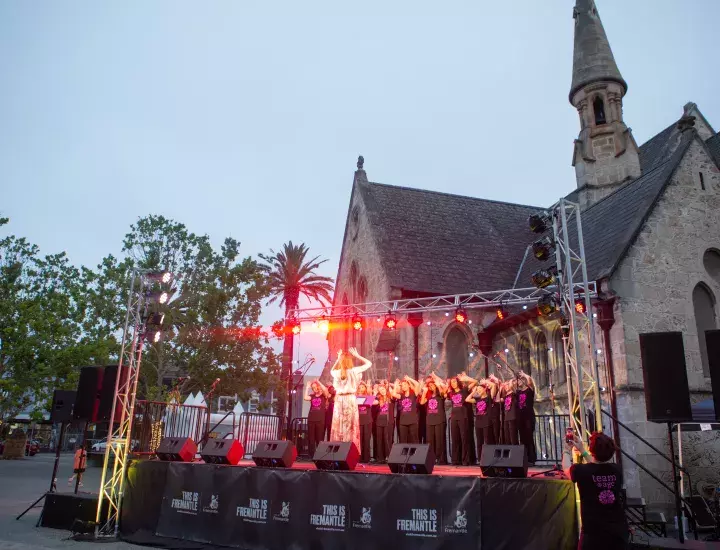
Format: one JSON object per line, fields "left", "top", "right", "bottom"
{"left": 235, "top": 458, "right": 561, "bottom": 479}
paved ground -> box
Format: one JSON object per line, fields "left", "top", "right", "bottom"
{"left": 0, "top": 453, "right": 138, "bottom": 549}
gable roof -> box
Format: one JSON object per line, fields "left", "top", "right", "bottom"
{"left": 706, "top": 132, "right": 720, "bottom": 167}
{"left": 357, "top": 183, "right": 541, "bottom": 295}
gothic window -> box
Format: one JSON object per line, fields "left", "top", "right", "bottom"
{"left": 553, "top": 329, "right": 567, "bottom": 385}
{"left": 518, "top": 337, "right": 531, "bottom": 375}
{"left": 350, "top": 262, "right": 358, "bottom": 299}
{"left": 536, "top": 333, "right": 549, "bottom": 388}
{"left": 350, "top": 206, "right": 360, "bottom": 241}
{"left": 693, "top": 283, "right": 717, "bottom": 377}
{"left": 357, "top": 277, "right": 368, "bottom": 356}
{"left": 699, "top": 172, "right": 706, "bottom": 191}
{"left": 446, "top": 327, "right": 469, "bottom": 377}
{"left": 593, "top": 96, "right": 606, "bottom": 125}
{"left": 342, "top": 294, "right": 350, "bottom": 352}
{"left": 703, "top": 249, "right": 720, "bottom": 285}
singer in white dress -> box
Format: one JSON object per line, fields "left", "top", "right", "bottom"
{"left": 329, "top": 347, "right": 372, "bottom": 452}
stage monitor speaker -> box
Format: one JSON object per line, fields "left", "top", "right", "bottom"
{"left": 705, "top": 330, "right": 720, "bottom": 421}
{"left": 201, "top": 438, "right": 244, "bottom": 465}
{"left": 73, "top": 366, "right": 104, "bottom": 422}
{"left": 40, "top": 492, "right": 104, "bottom": 531}
{"left": 98, "top": 363, "right": 129, "bottom": 423}
{"left": 479, "top": 445, "right": 528, "bottom": 478}
{"left": 388, "top": 443, "right": 435, "bottom": 474}
{"left": 639, "top": 332, "right": 692, "bottom": 423}
{"left": 312, "top": 441, "right": 359, "bottom": 471}
{"left": 252, "top": 440, "right": 297, "bottom": 468}
{"left": 50, "top": 390, "right": 76, "bottom": 423}
{"left": 156, "top": 437, "right": 197, "bottom": 462}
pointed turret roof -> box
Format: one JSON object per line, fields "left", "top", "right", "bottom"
{"left": 569, "top": 0, "right": 627, "bottom": 102}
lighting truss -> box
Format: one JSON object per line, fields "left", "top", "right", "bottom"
{"left": 285, "top": 282, "right": 596, "bottom": 323}
{"left": 95, "top": 270, "right": 154, "bottom": 537}
{"left": 551, "top": 198, "right": 603, "bottom": 439}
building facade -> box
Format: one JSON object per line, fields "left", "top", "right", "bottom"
{"left": 325, "top": 0, "right": 720, "bottom": 512}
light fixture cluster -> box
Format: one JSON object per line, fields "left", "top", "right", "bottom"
{"left": 143, "top": 271, "right": 174, "bottom": 343}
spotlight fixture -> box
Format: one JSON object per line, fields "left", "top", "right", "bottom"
{"left": 504, "top": 348, "right": 509, "bottom": 353}
{"left": 145, "top": 312, "right": 165, "bottom": 327}
{"left": 496, "top": 306, "right": 508, "bottom": 321}
{"left": 394, "top": 356, "right": 399, "bottom": 361}
{"left": 352, "top": 314, "right": 364, "bottom": 331}
{"left": 454, "top": 308, "right": 468, "bottom": 324}
{"left": 528, "top": 212, "right": 552, "bottom": 234}
{"left": 469, "top": 352, "right": 474, "bottom": 358}
{"left": 537, "top": 294, "right": 559, "bottom": 316}
{"left": 560, "top": 315, "right": 570, "bottom": 338}
{"left": 531, "top": 266, "right": 558, "bottom": 289}
{"left": 146, "top": 290, "right": 173, "bottom": 304}
{"left": 384, "top": 313, "right": 397, "bottom": 330}
{"left": 289, "top": 318, "right": 301, "bottom": 335}
{"left": 432, "top": 353, "right": 437, "bottom": 358}
{"left": 152, "top": 330, "right": 162, "bottom": 343}
{"left": 532, "top": 236, "right": 555, "bottom": 261}
{"left": 317, "top": 317, "right": 330, "bottom": 335}
{"left": 426, "top": 321, "right": 431, "bottom": 326}
{"left": 146, "top": 271, "right": 173, "bottom": 284}
{"left": 574, "top": 299, "right": 586, "bottom": 315}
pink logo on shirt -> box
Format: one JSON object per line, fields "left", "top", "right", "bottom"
{"left": 380, "top": 403, "right": 389, "bottom": 414}
{"left": 428, "top": 398, "right": 438, "bottom": 412}
{"left": 504, "top": 395, "right": 512, "bottom": 411}
{"left": 476, "top": 400, "right": 487, "bottom": 415}
{"left": 311, "top": 397, "right": 322, "bottom": 409}
{"left": 518, "top": 393, "right": 527, "bottom": 409}
{"left": 401, "top": 398, "right": 412, "bottom": 412}
{"left": 451, "top": 393, "right": 463, "bottom": 407}
{"left": 598, "top": 490, "right": 615, "bottom": 505}
{"left": 359, "top": 405, "right": 368, "bottom": 414}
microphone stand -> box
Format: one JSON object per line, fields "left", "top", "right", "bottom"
{"left": 203, "top": 378, "right": 221, "bottom": 447}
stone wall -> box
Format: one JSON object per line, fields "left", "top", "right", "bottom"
{"left": 609, "top": 137, "right": 720, "bottom": 510}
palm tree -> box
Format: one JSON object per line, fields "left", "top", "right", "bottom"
{"left": 259, "top": 242, "right": 333, "bottom": 431}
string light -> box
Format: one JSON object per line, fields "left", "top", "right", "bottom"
{"left": 149, "top": 420, "right": 163, "bottom": 453}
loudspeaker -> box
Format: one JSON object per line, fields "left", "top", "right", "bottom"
{"left": 388, "top": 443, "right": 435, "bottom": 474}
{"left": 639, "top": 332, "right": 692, "bottom": 423}
{"left": 252, "top": 440, "right": 297, "bottom": 468}
{"left": 40, "top": 492, "right": 104, "bottom": 530}
{"left": 73, "top": 366, "right": 104, "bottom": 422}
{"left": 479, "top": 445, "right": 528, "bottom": 478}
{"left": 50, "top": 390, "right": 76, "bottom": 423}
{"left": 312, "top": 441, "right": 359, "bottom": 471}
{"left": 201, "top": 439, "right": 244, "bottom": 465}
{"left": 156, "top": 437, "right": 197, "bottom": 462}
{"left": 705, "top": 330, "right": 720, "bottom": 421}
{"left": 98, "top": 364, "right": 129, "bottom": 423}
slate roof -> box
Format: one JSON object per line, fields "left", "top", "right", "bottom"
{"left": 357, "top": 183, "right": 541, "bottom": 295}
{"left": 358, "top": 128, "right": 700, "bottom": 296}
{"left": 707, "top": 132, "right": 720, "bottom": 167}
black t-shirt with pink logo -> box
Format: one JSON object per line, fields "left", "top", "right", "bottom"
{"left": 399, "top": 392, "right": 418, "bottom": 425}
{"left": 474, "top": 395, "right": 494, "bottom": 428}
{"left": 570, "top": 462, "right": 627, "bottom": 542}
{"left": 376, "top": 399, "right": 394, "bottom": 427}
{"left": 448, "top": 389, "right": 468, "bottom": 419}
{"left": 308, "top": 394, "right": 327, "bottom": 423}
{"left": 517, "top": 388, "right": 535, "bottom": 419}
{"left": 358, "top": 399, "right": 372, "bottom": 426}
{"left": 425, "top": 393, "right": 446, "bottom": 426}
{"left": 503, "top": 391, "right": 518, "bottom": 421}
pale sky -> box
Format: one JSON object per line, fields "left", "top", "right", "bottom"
{"left": 1, "top": 0, "right": 718, "bottom": 375}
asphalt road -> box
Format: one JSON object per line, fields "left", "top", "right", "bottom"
{"left": 0, "top": 453, "right": 137, "bottom": 549}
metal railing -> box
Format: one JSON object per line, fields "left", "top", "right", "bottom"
{"left": 131, "top": 400, "right": 208, "bottom": 455}
{"left": 237, "top": 413, "right": 281, "bottom": 457}
{"left": 534, "top": 414, "right": 571, "bottom": 464}
{"left": 290, "top": 417, "right": 309, "bottom": 457}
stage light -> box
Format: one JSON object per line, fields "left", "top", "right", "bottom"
{"left": 574, "top": 300, "right": 586, "bottom": 315}
{"left": 469, "top": 352, "right": 474, "bottom": 358}
{"left": 596, "top": 349, "right": 602, "bottom": 355}
{"left": 317, "top": 317, "right": 330, "bottom": 334}
{"left": 454, "top": 308, "right": 468, "bottom": 324}
{"left": 394, "top": 356, "right": 399, "bottom": 361}
{"left": 146, "top": 271, "right": 173, "bottom": 284}
{"left": 289, "top": 318, "right": 301, "bottom": 335}
{"left": 537, "top": 294, "right": 558, "bottom": 316}
{"left": 529, "top": 212, "right": 552, "bottom": 234}
{"left": 593, "top": 312, "right": 598, "bottom": 318}
{"left": 531, "top": 266, "right": 558, "bottom": 289}
{"left": 146, "top": 312, "right": 165, "bottom": 327}
{"left": 548, "top": 347, "right": 553, "bottom": 352}
{"left": 384, "top": 313, "right": 397, "bottom": 330}
{"left": 147, "top": 289, "right": 173, "bottom": 304}
{"left": 532, "top": 236, "right": 555, "bottom": 261}
{"left": 445, "top": 312, "right": 449, "bottom": 317}
{"left": 560, "top": 315, "right": 570, "bottom": 338}
{"left": 426, "top": 321, "right": 431, "bottom": 326}
{"left": 352, "top": 315, "right": 364, "bottom": 331}
{"left": 152, "top": 330, "right": 162, "bottom": 343}
{"left": 496, "top": 306, "right": 508, "bottom": 321}
{"left": 504, "top": 348, "right": 509, "bottom": 353}
{"left": 523, "top": 305, "right": 528, "bottom": 310}
{"left": 432, "top": 353, "right": 437, "bottom": 358}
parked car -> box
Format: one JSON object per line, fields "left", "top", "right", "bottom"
{"left": 91, "top": 438, "right": 140, "bottom": 452}
{"left": 25, "top": 440, "right": 39, "bottom": 456}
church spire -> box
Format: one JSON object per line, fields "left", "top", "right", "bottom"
{"left": 570, "top": 0, "right": 627, "bottom": 103}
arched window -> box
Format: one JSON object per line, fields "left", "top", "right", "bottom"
{"left": 446, "top": 327, "right": 469, "bottom": 377}
{"left": 342, "top": 294, "right": 349, "bottom": 352}
{"left": 594, "top": 96, "right": 606, "bottom": 125}
{"left": 553, "top": 330, "right": 567, "bottom": 385}
{"left": 693, "top": 283, "right": 717, "bottom": 377}
{"left": 357, "top": 277, "right": 368, "bottom": 356}
{"left": 536, "top": 333, "right": 549, "bottom": 388}
{"left": 518, "top": 337, "right": 531, "bottom": 375}
{"left": 704, "top": 249, "right": 720, "bottom": 285}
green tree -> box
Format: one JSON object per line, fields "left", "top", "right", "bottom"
{"left": 259, "top": 242, "right": 333, "bottom": 424}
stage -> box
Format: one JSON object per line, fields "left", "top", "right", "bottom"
{"left": 120, "top": 459, "right": 578, "bottom": 550}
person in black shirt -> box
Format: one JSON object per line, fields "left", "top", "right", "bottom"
{"left": 466, "top": 377, "right": 498, "bottom": 464}
{"left": 563, "top": 432, "right": 628, "bottom": 550}
{"left": 357, "top": 381, "right": 373, "bottom": 463}
{"left": 394, "top": 376, "right": 421, "bottom": 444}
{"left": 419, "top": 373, "right": 447, "bottom": 464}
{"left": 446, "top": 376, "right": 471, "bottom": 466}
{"left": 304, "top": 380, "right": 330, "bottom": 458}
{"left": 373, "top": 383, "right": 394, "bottom": 463}
{"left": 516, "top": 370, "right": 537, "bottom": 464}
{"left": 501, "top": 379, "right": 520, "bottom": 445}
{"left": 324, "top": 385, "right": 335, "bottom": 440}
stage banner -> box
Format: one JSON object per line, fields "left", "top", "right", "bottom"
{"left": 387, "top": 474, "right": 481, "bottom": 550}
{"left": 155, "top": 462, "right": 234, "bottom": 544}
{"left": 215, "top": 467, "right": 310, "bottom": 550}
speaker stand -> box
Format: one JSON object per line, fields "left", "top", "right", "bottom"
{"left": 668, "top": 422, "right": 685, "bottom": 544}
{"left": 17, "top": 422, "right": 66, "bottom": 523}
{"left": 529, "top": 463, "right": 567, "bottom": 479}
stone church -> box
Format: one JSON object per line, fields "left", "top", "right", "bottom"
{"left": 326, "top": 0, "right": 719, "bottom": 510}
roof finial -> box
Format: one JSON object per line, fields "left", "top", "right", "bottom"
{"left": 357, "top": 155, "right": 364, "bottom": 170}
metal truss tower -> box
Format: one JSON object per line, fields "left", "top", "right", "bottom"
{"left": 551, "top": 198, "right": 603, "bottom": 438}
{"left": 95, "top": 270, "right": 151, "bottom": 537}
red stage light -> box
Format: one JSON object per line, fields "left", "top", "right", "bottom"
{"left": 352, "top": 315, "right": 363, "bottom": 331}
{"left": 454, "top": 308, "right": 468, "bottom": 324}
{"left": 496, "top": 307, "right": 507, "bottom": 321}
{"left": 575, "top": 300, "right": 586, "bottom": 315}
{"left": 317, "top": 317, "right": 330, "bottom": 334}
{"left": 384, "top": 314, "right": 397, "bottom": 330}
{"left": 291, "top": 324, "right": 301, "bottom": 335}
